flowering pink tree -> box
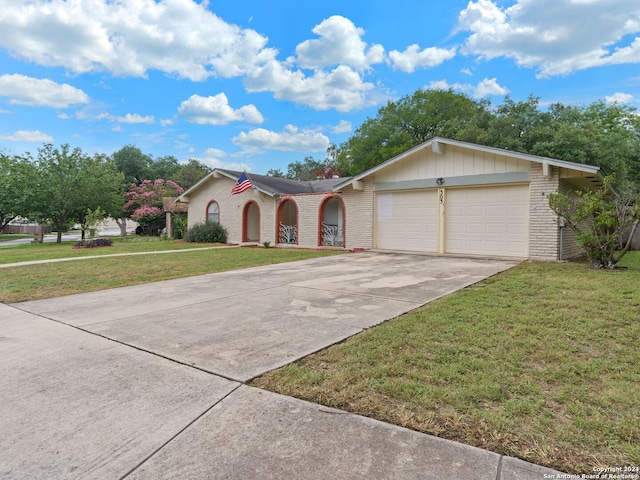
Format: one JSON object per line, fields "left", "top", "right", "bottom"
{"left": 123, "top": 179, "right": 183, "bottom": 234}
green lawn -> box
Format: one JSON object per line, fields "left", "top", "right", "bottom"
{"left": 0, "top": 244, "right": 341, "bottom": 303}
{"left": 3, "top": 238, "right": 638, "bottom": 473}
{"left": 251, "top": 253, "right": 640, "bottom": 475}
{"left": 0, "top": 236, "right": 219, "bottom": 264}
{"left": 0, "top": 234, "right": 32, "bottom": 241}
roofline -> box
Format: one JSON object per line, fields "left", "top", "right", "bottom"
{"left": 176, "top": 168, "right": 276, "bottom": 202}
{"left": 333, "top": 136, "right": 606, "bottom": 190}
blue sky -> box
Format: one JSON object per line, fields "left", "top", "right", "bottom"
{"left": 0, "top": 0, "right": 639, "bottom": 175}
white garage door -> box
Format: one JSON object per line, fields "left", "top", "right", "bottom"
{"left": 446, "top": 185, "right": 529, "bottom": 257}
{"left": 375, "top": 190, "right": 439, "bottom": 252}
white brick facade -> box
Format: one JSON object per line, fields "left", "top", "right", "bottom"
{"left": 528, "top": 163, "right": 561, "bottom": 260}
{"left": 179, "top": 139, "right": 601, "bottom": 260}
{"left": 528, "top": 164, "right": 584, "bottom": 261}
{"left": 341, "top": 181, "right": 374, "bottom": 250}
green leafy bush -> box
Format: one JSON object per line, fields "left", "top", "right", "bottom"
{"left": 172, "top": 213, "right": 188, "bottom": 240}
{"left": 183, "top": 221, "right": 228, "bottom": 243}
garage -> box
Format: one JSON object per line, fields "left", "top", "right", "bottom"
{"left": 374, "top": 184, "right": 529, "bottom": 258}
{"left": 375, "top": 190, "right": 438, "bottom": 252}
{"left": 445, "top": 184, "right": 529, "bottom": 257}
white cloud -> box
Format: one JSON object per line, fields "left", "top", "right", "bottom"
{"left": 605, "top": 92, "right": 635, "bottom": 104}
{"left": 232, "top": 124, "right": 330, "bottom": 154}
{"left": 177, "top": 93, "right": 264, "bottom": 125}
{"left": 474, "top": 78, "right": 510, "bottom": 97}
{"left": 427, "top": 77, "right": 510, "bottom": 98}
{"left": 98, "top": 112, "right": 155, "bottom": 124}
{"left": 331, "top": 120, "right": 352, "bottom": 134}
{"left": 0, "top": 3, "right": 389, "bottom": 113}
{"left": 457, "top": 0, "right": 640, "bottom": 77}
{"left": 0, "top": 129, "right": 53, "bottom": 142}
{"left": 295, "top": 15, "right": 385, "bottom": 71}
{"left": 0, "top": 0, "right": 272, "bottom": 81}
{"left": 198, "top": 147, "right": 251, "bottom": 171}
{"left": 245, "top": 61, "right": 375, "bottom": 112}
{"left": 388, "top": 44, "right": 456, "bottom": 73}
{"left": 0, "top": 74, "right": 90, "bottom": 108}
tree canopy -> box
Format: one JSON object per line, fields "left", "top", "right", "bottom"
{"left": 0, "top": 153, "right": 38, "bottom": 230}
{"left": 335, "top": 89, "right": 640, "bottom": 191}
{"left": 29, "top": 144, "right": 124, "bottom": 242}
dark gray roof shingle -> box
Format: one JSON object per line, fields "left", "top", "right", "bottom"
{"left": 218, "top": 169, "right": 349, "bottom": 195}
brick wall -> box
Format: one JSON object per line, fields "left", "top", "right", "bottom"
{"left": 341, "top": 181, "right": 374, "bottom": 250}
{"left": 557, "top": 179, "right": 584, "bottom": 259}
{"left": 280, "top": 194, "right": 324, "bottom": 248}
{"left": 529, "top": 163, "right": 560, "bottom": 261}
{"left": 186, "top": 176, "right": 277, "bottom": 244}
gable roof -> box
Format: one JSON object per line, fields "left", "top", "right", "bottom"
{"left": 162, "top": 197, "right": 188, "bottom": 213}
{"left": 333, "top": 136, "right": 606, "bottom": 191}
{"left": 177, "top": 168, "right": 350, "bottom": 201}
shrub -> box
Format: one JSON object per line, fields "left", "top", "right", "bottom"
{"left": 73, "top": 238, "right": 113, "bottom": 248}
{"left": 183, "top": 221, "right": 228, "bottom": 243}
{"left": 172, "top": 213, "right": 188, "bottom": 240}
{"left": 548, "top": 175, "right": 640, "bottom": 269}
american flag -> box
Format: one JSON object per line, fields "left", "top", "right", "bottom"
{"left": 231, "top": 171, "right": 252, "bottom": 195}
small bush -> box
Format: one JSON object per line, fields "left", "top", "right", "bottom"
{"left": 184, "top": 221, "right": 228, "bottom": 243}
{"left": 172, "top": 213, "right": 188, "bottom": 240}
{"left": 73, "top": 238, "right": 113, "bottom": 248}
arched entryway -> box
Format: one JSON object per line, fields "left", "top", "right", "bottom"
{"left": 319, "top": 195, "right": 345, "bottom": 246}
{"left": 243, "top": 201, "right": 260, "bottom": 242}
{"left": 278, "top": 199, "right": 298, "bottom": 244}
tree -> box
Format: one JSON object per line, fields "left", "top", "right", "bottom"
{"left": 337, "top": 89, "right": 489, "bottom": 176}
{"left": 172, "top": 158, "right": 211, "bottom": 190}
{"left": 0, "top": 153, "right": 38, "bottom": 230}
{"left": 111, "top": 145, "right": 152, "bottom": 185}
{"left": 149, "top": 155, "right": 181, "bottom": 182}
{"left": 286, "top": 156, "right": 326, "bottom": 180}
{"left": 266, "top": 168, "right": 285, "bottom": 178}
{"left": 548, "top": 176, "right": 640, "bottom": 269}
{"left": 71, "top": 154, "right": 124, "bottom": 240}
{"left": 123, "top": 179, "right": 184, "bottom": 235}
{"left": 336, "top": 88, "right": 640, "bottom": 190}
{"left": 477, "top": 95, "right": 553, "bottom": 153}
{"left": 111, "top": 145, "right": 154, "bottom": 237}
{"left": 32, "top": 144, "right": 124, "bottom": 243}
{"left": 280, "top": 145, "right": 342, "bottom": 181}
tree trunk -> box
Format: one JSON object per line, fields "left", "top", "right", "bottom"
{"left": 56, "top": 219, "right": 63, "bottom": 243}
{"left": 115, "top": 216, "right": 127, "bottom": 239}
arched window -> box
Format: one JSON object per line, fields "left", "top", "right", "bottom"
{"left": 207, "top": 201, "right": 220, "bottom": 223}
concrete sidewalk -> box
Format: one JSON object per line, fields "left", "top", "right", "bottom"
{"left": 1, "top": 253, "right": 563, "bottom": 479}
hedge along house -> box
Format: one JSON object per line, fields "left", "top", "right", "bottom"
{"left": 176, "top": 137, "right": 608, "bottom": 260}
{"left": 176, "top": 169, "right": 354, "bottom": 248}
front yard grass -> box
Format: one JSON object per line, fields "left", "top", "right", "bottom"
{"left": 0, "top": 236, "right": 219, "bottom": 264}
{"left": 251, "top": 253, "right": 640, "bottom": 474}
{"left": 0, "top": 246, "right": 340, "bottom": 303}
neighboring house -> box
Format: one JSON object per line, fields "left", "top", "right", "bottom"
{"left": 176, "top": 137, "right": 608, "bottom": 261}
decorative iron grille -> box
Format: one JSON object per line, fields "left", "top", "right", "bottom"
{"left": 279, "top": 223, "right": 297, "bottom": 244}
{"left": 322, "top": 223, "right": 343, "bottom": 246}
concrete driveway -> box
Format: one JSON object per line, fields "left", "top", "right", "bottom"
{"left": 1, "top": 252, "right": 561, "bottom": 479}
{"left": 11, "top": 253, "right": 518, "bottom": 382}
